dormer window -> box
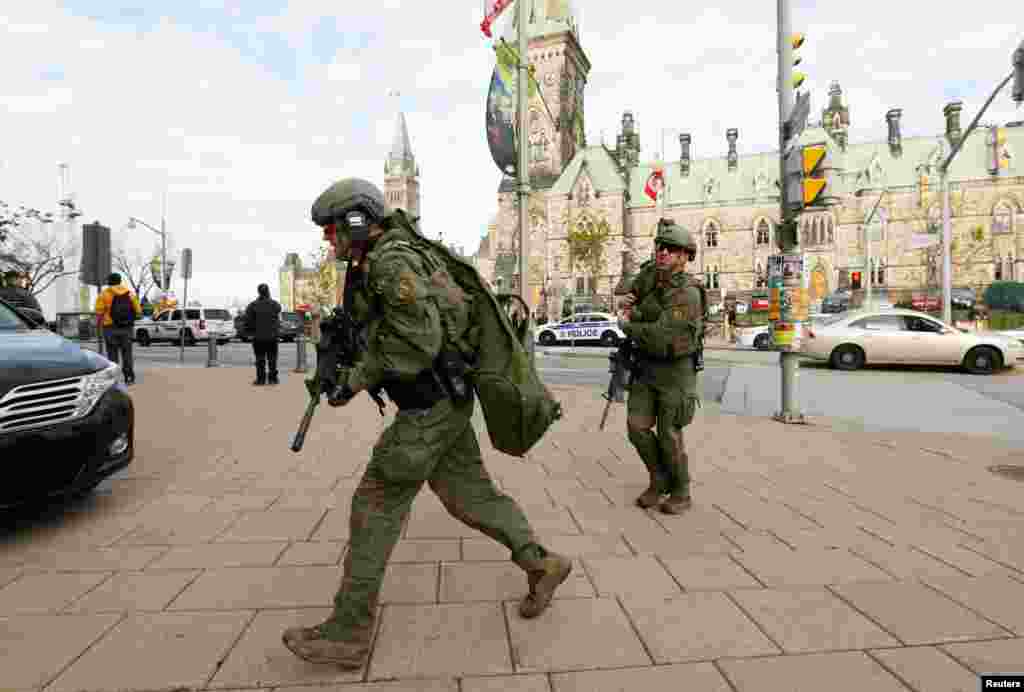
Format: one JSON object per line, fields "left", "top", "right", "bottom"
{"left": 756, "top": 219, "right": 771, "bottom": 245}
{"left": 704, "top": 221, "right": 719, "bottom": 248}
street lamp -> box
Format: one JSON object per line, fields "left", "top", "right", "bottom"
{"left": 126, "top": 215, "right": 169, "bottom": 297}
{"left": 940, "top": 39, "right": 1024, "bottom": 324}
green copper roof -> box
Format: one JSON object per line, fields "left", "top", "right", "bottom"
{"left": 550, "top": 145, "right": 626, "bottom": 195}
{"left": 622, "top": 123, "right": 1023, "bottom": 209}
{"left": 501, "top": 0, "right": 577, "bottom": 42}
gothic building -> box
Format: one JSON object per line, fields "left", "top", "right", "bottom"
{"left": 472, "top": 0, "right": 1024, "bottom": 319}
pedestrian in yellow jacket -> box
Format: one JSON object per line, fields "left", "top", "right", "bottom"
{"left": 95, "top": 273, "right": 142, "bottom": 384}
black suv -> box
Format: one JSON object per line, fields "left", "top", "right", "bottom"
{"left": 0, "top": 299, "right": 134, "bottom": 509}
{"left": 235, "top": 310, "right": 303, "bottom": 342}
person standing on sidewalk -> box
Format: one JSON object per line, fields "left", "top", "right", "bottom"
{"left": 243, "top": 283, "right": 282, "bottom": 385}
{"left": 95, "top": 273, "right": 141, "bottom": 385}
{"left": 618, "top": 219, "right": 704, "bottom": 514}
{"left": 281, "top": 178, "right": 572, "bottom": 669}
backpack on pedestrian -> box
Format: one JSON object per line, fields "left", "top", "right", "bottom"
{"left": 377, "top": 210, "right": 562, "bottom": 457}
{"left": 110, "top": 291, "right": 136, "bottom": 328}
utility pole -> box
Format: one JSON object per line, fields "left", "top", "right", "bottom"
{"left": 516, "top": 0, "right": 533, "bottom": 357}
{"left": 774, "top": 0, "right": 804, "bottom": 424}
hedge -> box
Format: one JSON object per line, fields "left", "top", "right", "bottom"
{"left": 983, "top": 282, "right": 1024, "bottom": 312}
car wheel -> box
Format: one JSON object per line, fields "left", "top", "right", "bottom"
{"left": 136, "top": 330, "right": 150, "bottom": 347}
{"left": 183, "top": 329, "right": 197, "bottom": 347}
{"left": 830, "top": 344, "right": 865, "bottom": 371}
{"left": 600, "top": 330, "right": 620, "bottom": 347}
{"left": 753, "top": 332, "right": 771, "bottom": 350}
{"left": 539, "top": 331, "right": 557, "bottom": 346}
{"left": 963, "top": 346, "right": 1002, "bottom": 375}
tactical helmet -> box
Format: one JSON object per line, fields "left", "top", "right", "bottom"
{"left": 655, "top": 219, "right": 697, "bottom": 252}
{"left": 311, "top": 178, "right": 393, "bottom": 228}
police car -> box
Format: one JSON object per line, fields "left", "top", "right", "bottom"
{"left": 535, "top": 312, "right": 624, "bottom": 347}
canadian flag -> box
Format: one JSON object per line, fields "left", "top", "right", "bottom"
{"left": 643, "top": 166, "right": 665, "bottom": 202}
{"left": 481, "top": 0, "right": 515, "bottom": 38}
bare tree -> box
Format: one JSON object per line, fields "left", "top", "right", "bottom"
{"left": 112, "top": 242, "right": 159, "bottom": 301}
{"left": 296, "top": 244, "right": 340, "bottom": 312}
{"left": 0, "top": 218, "right": 78, "bottom": 296}
{"left": 0, "top": 201, "right": 55, "bottom": 247}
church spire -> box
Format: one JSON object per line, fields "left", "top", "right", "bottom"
{"left": 384, "top": 110, "right": 420, "bottom": 217}
{"left": 389, "top": 111, "right": 414, "bottom": 164}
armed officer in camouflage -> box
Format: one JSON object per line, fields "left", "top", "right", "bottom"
{"left": 619, "top": 219, "right": 704, "bottom": 514}
{"left": 282, "top": 178, "right": 572, "bottom": 668}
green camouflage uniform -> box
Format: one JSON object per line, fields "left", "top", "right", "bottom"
{"left": 622, "top": 262, "right": 703, "bottom": 504}
{"left": 319, "top": 224, "right": 560, "bottom": 646}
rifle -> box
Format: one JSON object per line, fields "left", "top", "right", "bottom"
{"left": 598, "top": 338, "right": 635, "bottom": 431}
{"left": 290, "top": 261, "right": 386, "bottom": 453}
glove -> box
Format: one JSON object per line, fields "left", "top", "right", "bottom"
{"left": 327, "top": 381, "right": 356, "bottom": 408}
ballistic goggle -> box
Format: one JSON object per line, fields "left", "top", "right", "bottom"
{"left": 325, "top": 209, "right": 373, "bottom": 258}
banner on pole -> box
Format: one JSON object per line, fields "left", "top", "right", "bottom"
{"left": 481, "top": 0, "right": 515, "bottom": 37}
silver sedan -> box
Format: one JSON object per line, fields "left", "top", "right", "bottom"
{"left": 801, "top": 308, "right": 1022, "bottom": 375}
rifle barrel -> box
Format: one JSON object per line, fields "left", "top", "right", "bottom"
{"left": 290, "top": 398, "right": 318, "bottom": 452}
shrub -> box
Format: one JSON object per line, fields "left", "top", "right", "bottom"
{"left": 983, "top": 281, "right": 1024, "bottom": 312}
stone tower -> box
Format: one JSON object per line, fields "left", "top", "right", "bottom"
{"left": 383, "top": 111, "right": 420, "bottom": 217}
{"left": 822, "top": 81, "right": 850, "bottom": 150}
{"left": 501, "top": 0, "right": 591, "bottom": 188}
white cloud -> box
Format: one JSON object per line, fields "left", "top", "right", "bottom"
{"left": 2, "top": 0, "right": 1022, "bottom": 313}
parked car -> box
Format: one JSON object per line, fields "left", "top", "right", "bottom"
{"left": 135, "top": 307, "right": 235, "bottom": 347}
{"left": 734, "top": 313, "right": 830, "bottom": 350}
{"left": 951, "top": 287, "right": 976, "bottom": 310}
{"left": 993, "top": 328, "right": 1024, "bottom": 351}
{"left": 235, "top": 310, "right": 303, "bottom": 342}
{"left": 0, "top": 298, "right": 134, "bottom": 509}
{"left": 535, "top": 312, "right": 624, "bottom": 347}
{"left": 821, "top": 292, "right": 851, "bottom": 314}
{"left": 801, "top": 308, "right": 1021, "bottom": 374}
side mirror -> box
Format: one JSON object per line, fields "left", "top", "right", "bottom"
{"left": 16, "top": 307, "right": 46, "bottom": 327}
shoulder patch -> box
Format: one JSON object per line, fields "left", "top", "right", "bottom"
{"left": 396, "top": 271, "right": 417, "bottom": 304}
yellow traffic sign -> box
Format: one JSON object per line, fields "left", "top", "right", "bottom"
{"left": 803, "top": 178, "right": 826, "bottom": 205}
{"left": 803, "top": 144, "right": 826, "bottom": 174}
{"left": 791, "top": 33, "right": 805, "bottom": 49}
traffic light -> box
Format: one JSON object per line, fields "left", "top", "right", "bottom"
{"left": 791, "top": 33, "right": 807, "bottom": 89}
{"left": 1013, "top": 40, "right": 1024, "bottom": 105}
{"left": 851, "top": 271, "right": 862, "bottom": 290}
{"left": 783, "top": 142, "right": 829, "bottom": 212}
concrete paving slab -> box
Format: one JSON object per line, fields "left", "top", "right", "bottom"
{"left": 294, "top": 681, "right": 457, "bottom": 692}
{"left": 540, "top": 534, "right": 634, "bottom": 559}
{"left": 621, "top": 526, "right": 738, "bottom": 556}
{"left": 719, "top": 650, "right": 909, "bottom": 692}
{"left": 62, "top": 569, "right": 200, "bottom": 613}
{"left": 941, "top": 637, "right": 1024, "bottom": 674}
{"left": 275, "top": 540, "right": 346, "bottom": 566}
{"left": 146, "top": 541, "right": 288, "bottom": 569}
{"left": 505, "top": 597, "right": 650, "bottom": 672}
{"left": 461, "top": 538, "right": 517, "bottom": 561}
{"left": 830, "top": 581, "right": 1011, "bottom": 645}
{"left": 16, "top": 545, "right": 168, "bottom": 572}
{"left": 0, "top": 571, "right": 110, "bottom": 615}
{"left": 204, "top": 492, "right": 281, "bottom": 513}
{"left": 370, "top": 603, "right": 512, "bottom": 680}
{"left": 114, "top": 510, "right": 242, "bottom": 545}
{"left": 660, "top": 554, "right": 763, "bottom": 590}
{"left": 730, "top": 587, "right": 900, "bottom": 653}
{"left": 621, "top": 592, "right": 780, "bottom": 663}
{"left": 439, "top": 561, "right": 594, "bottom": 603}
{"left": 46, "top": 610, "right": 253, "bottom": 692}
{"left": 168, "top": 566, "right": 343, "bottom": 610}
{"left": 215, "top": 509, "right": 327, "bottom": 542}
{"left": 310, "top": 507, "right": 353, "bottom": 542}
{"left": 922, "top": 574, "right": 1024, "bottom": 635}
{"left": 0, "top": 613, "right": 120, "bottom": 690}
{"left": 549, "top": 662, "right": 732, "bottom": 692}
{"left": 390, "top": 539, "right": 460, "bottom": 563}
{"left": 581, "top": 555, "right": 682, "bottom": 597}
{"left": 207, "top": 607, "right": 365, "bottom": 688}
{"left": 379, "top": 562, "right": 439, "bottom": 604}
{"left": 462, "top": 673, "right": 551, "bottom": 692}
{"left": 869, "top": 645, "right": 979, "bottom": 692}
{"left": 849, "top": 542, "right": 972, "bottom": 581}
{"left": 731, "top": 546, "right": 893, "bottom": 586}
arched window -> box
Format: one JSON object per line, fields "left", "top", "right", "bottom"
{"left": 815, "top": 218, "right": 824, "bottom": 245}
{"left": 704, "top": 221, "right": 719, "bottom": 248}
{"left": 1005, "top": 254, "right": 1014, "bottom": 281}
{"left": 874, "top": 259, "right": 886, "bottom": 285}
{"left": 827, "top": 217, "right": 835, "bottom": 244}
{"left": 995, "top": 255, "right": 1003, "bottom": 281}
{"left": 712, "top": 265, "right": 720, "bottom": 289}
{"left": 756, "top": 219, "right": 770, "bottom": 245}
{"left": 993, "top": 203, "right": 1014, "bottom": 235}
{"left": 801, "top": 220, "right": 810, "bottom": 246}
{"left": 704, "top": 266, "right": 711, "bottom": 289}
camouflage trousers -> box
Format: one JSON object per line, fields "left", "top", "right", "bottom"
{"left": 626, "top": 380, "right": 700, "bottom": 496}
{"left": 320, "top": 397, "right": 542, "bottom": 643}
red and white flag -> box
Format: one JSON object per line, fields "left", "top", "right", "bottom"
{"left": 644, "top": 166, "right": 665, "bottom": 202}
{"left": 481, "top": 0, "right": 515, "bottom": 38}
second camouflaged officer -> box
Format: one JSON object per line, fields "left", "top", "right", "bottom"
{"left": 618, "top": 219, "right": 705, "bottom": 514}
{"left": 282, "top": 178, "right": 572, "bottom": 669}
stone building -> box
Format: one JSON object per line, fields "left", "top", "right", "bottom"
{"left": 472, "top": 0, "right": 1024, "bottom": 319}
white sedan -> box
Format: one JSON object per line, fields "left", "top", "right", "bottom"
{"left": 801, "top": 308, "right": 1022, "bottom": 374}
{"left": 734, "top": 314, "right": 830, "bottom": 350}
{"left": 535, "top": 312, "right": 625, "bottom": 347}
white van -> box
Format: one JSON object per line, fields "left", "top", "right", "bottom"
{"left": 135, "top": 307, "right": 236, "bottom": 346}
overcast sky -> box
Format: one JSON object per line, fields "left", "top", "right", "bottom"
{"left": 2, "top": 1, "right": 1021, "bottom": 308}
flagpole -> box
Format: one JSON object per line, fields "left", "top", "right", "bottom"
{"left": 516, "top": 0, "right": 533, "bottom": 357}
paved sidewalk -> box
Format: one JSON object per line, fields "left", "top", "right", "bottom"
{"left": 3, "top": 368, "right": 1024, "bottom": 691}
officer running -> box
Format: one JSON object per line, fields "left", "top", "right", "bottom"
{"left": 618, "top": 219, "right": 704, "bottom": 514}
{"left": 282, "top": 178, "right": 572, "bottom": 668}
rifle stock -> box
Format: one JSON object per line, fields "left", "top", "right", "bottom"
{"left": 598, "top": 339, "right": 633, "bottom": 431}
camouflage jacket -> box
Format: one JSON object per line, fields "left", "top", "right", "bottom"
{"left": 345, "top": 224, "right": 467, "bottom": 395}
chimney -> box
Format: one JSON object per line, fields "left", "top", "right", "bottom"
{"left": 679, "top": 133, "right": 691, "bottom": 177}
{"left": 944, "top": 101, "right": 963, "bottom": 147}
{"left": 726, "top": 128, "right": 738, "bottom": 171}
{"left": 614, "top": 250, "right": 635, "bottom": 295}
{"left": 886, "top": 108, "right": 903, "bottom": 157}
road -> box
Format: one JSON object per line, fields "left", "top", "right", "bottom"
{"left": 114, "top": 339, "right": 1024, "bottom": 445}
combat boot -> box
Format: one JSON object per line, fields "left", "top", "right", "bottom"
{"left": 660, "top": 492, "right": 692, "bottom": 514}
{"left": 281, "top": 624, "right": 368, "bottom": 668}
{"left": 268, "top": 372, "right": 279, "bottom": 385}
{"left": 516, "top": 547, "right": 572, "bottom": 619}
{"left": 253, "top": 363, "right": 266, "bottom": 386}
{"left": 635, "top": 478, "right": 666, "bottom": 508}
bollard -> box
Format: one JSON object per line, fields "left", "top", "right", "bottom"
{"left": 294, "top": 333, "right": 308, "bottom": 373}
{"left": 206, "top": 334, "right": 220, "bottom": 367}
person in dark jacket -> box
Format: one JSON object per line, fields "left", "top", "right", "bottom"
{"left": 0, "top": 270, "right": 43, "bottom": 314}
{"left": 243, "top": 283, "right": 282, "bottom": 385}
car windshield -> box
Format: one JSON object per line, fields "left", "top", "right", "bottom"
{"left": 205, "top": 309, "right": 230, "bottom": 320}
{"left": 0, "top": 301, "right": 30, "bottom": 330}
{"left": 282, "top": 312, "right": 300, "bottom": 322}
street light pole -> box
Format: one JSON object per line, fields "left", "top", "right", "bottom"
{"left": 940, "top": 69, "right": 1016, "bottom": 324}
{"left": 128, "top": 216, "right": 168, "bottom": 299}
{"left": 516, "top": 0, "right": 533, "bottom": 359}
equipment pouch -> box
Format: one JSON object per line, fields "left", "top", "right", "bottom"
{"left": 435, "top": 345, "right": 473, "bottom": 406}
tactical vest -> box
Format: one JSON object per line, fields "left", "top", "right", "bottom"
{"left": 631, "top": 260, "right": 708, "bottom": 339}
{"left": 373, "top": 211, "right": 561, "bottom": 457}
